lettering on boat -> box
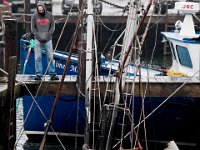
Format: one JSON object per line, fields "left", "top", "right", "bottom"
{"left": 55, "top": 62, "right": 78, "bottom": 72}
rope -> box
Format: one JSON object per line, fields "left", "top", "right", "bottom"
{"left": 97, "top": 15, "right": 125, "bottom": 32}
{"left": 99, "top": 0, "right": 129, "bottom": 10}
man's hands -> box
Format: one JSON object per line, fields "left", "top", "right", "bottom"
{"left": 36, "top": 32, "right": 50, "bottom": 43}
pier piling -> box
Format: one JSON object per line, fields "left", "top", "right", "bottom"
{"left": 0, "top": 18, "right": 19, "bottom": 150}
{"left": 6, "top": 56, "right": 17, "bottom": 150}
{"left": 0, "top": 41, "right": 5, "bottom": 76}
{"left": 3, "top": 19, "right": 18, "bottom": 72}
{"left": 0, "top": 56, "right": 17, "bottom": 150}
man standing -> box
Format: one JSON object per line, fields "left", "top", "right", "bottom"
{"left": 31, "top": 2, "right": 59, "bottom": 80}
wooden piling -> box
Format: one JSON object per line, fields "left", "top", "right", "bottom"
{"left": 0, "top": 83, "right": 7, "bottom": 150}
{"left": 3, "top": 19, "right": 18, "bottom": 72}
{"left": 5, "top": 56, "right": 17, "bottom": 150}
{"left": 24, "top": 0, "right": 31, "bottom": 33}
{"left": 0, "top": 56, "right": 17, "bottom": 150}
{"left": 0, "top": 41, "right": 5, "bottom": 76}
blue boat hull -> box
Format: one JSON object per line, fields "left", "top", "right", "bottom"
{"left": 23, "top": 96, "right": 85, "bottom": 135}
{"left": 20, "top": 39, "right": 200, "bottom": 149}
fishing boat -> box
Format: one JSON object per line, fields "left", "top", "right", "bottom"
{"left": 18, "top": 0, "right": 200, "bottom": 150}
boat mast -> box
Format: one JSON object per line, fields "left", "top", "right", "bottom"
{"left": 84, "top": 0, "right": 94, "bottom": 147}
{"left": 106, "top": 0, "right": 140, "bottom": 149}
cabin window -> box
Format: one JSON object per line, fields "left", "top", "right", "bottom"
{"left": 176, "top": 45, "right": 193, "bottom": 68}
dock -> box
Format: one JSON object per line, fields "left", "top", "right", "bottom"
{"left": 17, "top": 74, "right": 200, "bottom": 98}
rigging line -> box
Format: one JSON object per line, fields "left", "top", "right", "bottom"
{"left": 138, "top": 5, "right": 158, "bottom": 133}
{"left": 11, "top": 78, "right": 65, "bottom": 149}
{"left": 97, "top": 16, "right": 125, "bottom": 32}
{"left": 140, "top": 4, "right": 154, "bottom": 48}
{"left": 149, "top": 19, "right": 159, "bottom": 68}
{"left": 76, "top": 82, "right": 86, "bottom": 97}
{"left": 129, "top": 67, "right": 140, "bottom": 149}
{"left": 117, "top": 0, "right": 152, "bottom": 103}
{"left": 131, "top": 41, "right": 142, "bottom": 148}
{"left": 19, "top": 11, "right": 82, "bottom": 148}
{"left": 130, "top": 41, "right": 144, "bottom": 150}
{"left": 91, "top": 23, "right": 102, "bottom": 149}
{"left": 135, "top": 7, "right": 155, "bottom": 150}
{"left": 0, "top": 68, "right": 64, "bottom": 148}
{"left": 117, "top": 0, "right": 152, "bottom": 80}
{"left": 39, "top": 1, "right": 85, "bottom": 149}
{"left": 102, "top": 29, "right": 126, "bottom": 106}
{"left": 121, "top": 0, "right": 154, "bottom": 147}
{"left": 133, "top": 15, "right": 159, "bottom": 147}
{"left": 102, "top": 11, "right": 126, "bottom": 54}
{"left": 147, "top": 15, "right": 165, "bottom": 31}
{"left": 106, "top": 1, "right": 143, "bottom": 148}
{"left": 14, "top": 80, "right": 67, "bottom": 150}
{"left": 136, "top": 6, "right": 155, "bottom": 150}
{"left": 93, "top": 21, "right": 102, "bottom": 111}
{"left": 193, "top": 14, "right": 200, "bottom": 23}
{"left": 138, "top": 67, "right": 148, "bottom": 150}
{"left": 113, "top": 70, "right": 200, "bottom": 149}
{"left": 115, "top": 1, "right": 150, "bottom": 148}
{"left": 54, "top": 0, "right": 77, "bottom": 50}
{"left": 16, "top": 45, "right": 70, "bottom": 148}
{"left": 119, "top": 73, "right": 132, "bottom": 149}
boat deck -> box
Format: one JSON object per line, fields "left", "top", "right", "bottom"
{"left": 15, "top": 74, "right": 200, "bottom": 98}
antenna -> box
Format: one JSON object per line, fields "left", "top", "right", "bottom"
{"left": 175, "top": 2, "right": 200, "bottom": 38}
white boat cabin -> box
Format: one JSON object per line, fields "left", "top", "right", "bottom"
{"left": 161, "top": 2, "right": 200, "bottom": 76}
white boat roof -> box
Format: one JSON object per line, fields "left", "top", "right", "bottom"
{"left": 161, "top": 31, "right": 200, "bottom": 43}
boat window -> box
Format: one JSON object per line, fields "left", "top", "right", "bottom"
{"left": 176, "top": 45, "right": 193, "bottom": 68}
{"left": 169, "top": 42, "right": 176, "bottom": 60}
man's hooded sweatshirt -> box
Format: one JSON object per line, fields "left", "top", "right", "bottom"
{"left": 31, "top": 2, "right": 55, "bottom": 42}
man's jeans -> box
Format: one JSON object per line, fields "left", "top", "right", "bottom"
{"left": 34, "top": 39, "right": 55, "bottom": 77}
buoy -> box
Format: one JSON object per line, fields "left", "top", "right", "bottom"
{"left": 164, "top": 140, "right": 179, "bottom": 150}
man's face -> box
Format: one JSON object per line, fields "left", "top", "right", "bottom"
{"left": 38, "top": 5, "right": 45, "bottom": 16}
